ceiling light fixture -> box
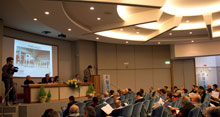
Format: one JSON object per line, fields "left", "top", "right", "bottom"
{"left": 189, "top": 32, "right": 193, "bottom": 35}
{"left": 68, "top": 28, "right": 72, "bottom": 31}
{"left": 44, "top": 11, "right": 50, "bottom": 15}
{"left": 96, "top": 37, "right": 99, "bottom": 40}
{"left": 97, "top": 17, "right": 101, "bottom": 20}
{"left": 169, "top": 33, "right": 172, "bottom": 35}
{"left": 191, "top": 40, "right": 194, "bottom": 43}
{"left": 125, "top": 41, "right": 128, "bottom": 44}
{"left": 136, "top": 32, "right": 140, "bottom": 34}
{"left": 90, "top": 7, "right": 95, "bottom": 10}
{"left": 158, "top": 42, "right": 161, "bottom": 44}
{"left": 33, "top": 18, "right": 37, "bottom": 21}
{"left": 120, "top": 28, "right": 123, "bottom": 31}
{"left": 186, "top": 20, "right": 190, "bottom": 23}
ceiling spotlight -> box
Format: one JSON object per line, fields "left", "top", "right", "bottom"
{"left": 120, "top": 28, "right": 123, "bottom": 31}
{"left": 158, "top": 42, "right": 161, "bottom": 44}
{"left": 125, "top": 41, "right": 128, "bottom": 44}
{"left": 42, "top": 31, "right": 51, "bottom": 35}
{"left": 136, "top": 32, "right": 140, "bottom": 34}
{"left": 169, "top": 33, "right": 172, "bottom": 35}
{"left": 96, "top": 37, "right": 99, "bottom": 40}
{"left": 44, "top": 11, "right": 50, "bottom": 15}
{"left": 90, "top": 7, "right": 95, "bottom": 10}
{"left": 97, "top": 17, "right": 101, "bottom": 20}
{"left": 189, "top": 32, "right": 193, "bottom": 35}
{"left": 191, "top": 40, "right": 194, "bottom": 43}
{"left": 67, "top": 28, "right": 72, "bottom": 31}
{"left": 186, "top": 20, "right": 190, "bottom": 23}
{"left": 33, "top": 18, "right": 38, "bottom": 21}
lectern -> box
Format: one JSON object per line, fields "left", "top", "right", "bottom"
{"left": 90, "top": 75, "right": 100, "bottom": 95}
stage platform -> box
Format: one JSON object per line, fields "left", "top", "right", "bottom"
{"left": 0, "top": 97, "right": 87, "bottom": 117}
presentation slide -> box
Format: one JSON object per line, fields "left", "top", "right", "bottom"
{"left": 13, "top": 40, "right": 53, "bottom": 77}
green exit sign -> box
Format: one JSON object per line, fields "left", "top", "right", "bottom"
{"left": 165, "top": 61, "right": 170, "bottom": 64}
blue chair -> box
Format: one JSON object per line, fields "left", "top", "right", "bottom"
{"left": 155, "top": 96, "right": 160, "bottom": 102}
{"left": 140, "top": 100, "right": 150, "bottom": 117}
{"left": 120, "top": 95, "right": 125, "bottom": 101}
{"left": 99, "top": 99, "right": 105, "bottom": 104}
{"left": 106, "top": 98, "right": 114, "bottom": 104}
{"left": 188, "top": 106, "right": 202, "bottom": 117}
{"left": 132, "top": 102, "right": 143, "bottom": 117}
{"left": 128, "top": 98, "right": 134, "bottom": 104}
{"left": 147, "top": 98, "right": 156, "bottom": 114}
{"left": 151, "top": 106, "right": 164, "bottom": 117}
{"left": 75, "top": 102, "right": 86, "bottom": 115}
{"left": 121, "top": 104, "right": 134, "bottom": 117}
{"left": 85, "top": 101, "right": 93, "bottom": 107}
{"left": 95, "top": 103, "right": 107, "bottom": 117}
{"left": 144, "top": 94, "right": 150, "bottom": 100}
{"left": 204, "top": 94, "right": 211, "bottom": 103}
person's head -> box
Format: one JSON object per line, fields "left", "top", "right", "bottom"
{"left": 136, "top": 92, "right": 143, "bottom": 100}
{"left": 113, "top": 95, "right": 119, "bottom": 100}
{"left": 75, "top": 74, "right": 80, "bottom": 79}
{"left": 87, "top": 93, "right": 93, "bottom": 100}
{"left": 198, "top": 86, "right": 205, "bottom": 93}
{"left": 139, "top": 89, "right": 144, "bottom": 95}
{"left": 109, "top": 90, "right": 115, "bottom": 96}
{"left": 104, "top": 92, "right": 109, "bottom": 97}
{"left": 166, "top": 92, "right": 173, "bottom": 100}
{"left": 149, "top": 86, "right": 153, "bottom": 91}
{"left": 173, "top": 86, "right": 178, "bottom": 91}
{"left": 92, "top": 97, "right": 98, "bottom": 103}
{"left": 42, "top": 108, "right": 59, "bottom": 117}
{"left": 88, "top": 65, "right": 92, "bottom": 70}
{"left": 191, "top": 94, "right": 201, "bottom": 104}
{"left": 121, "top": 90, "right": 125, "bottom": 95}
{"left": 174, "top": 91, "right": 181, "bottom": 97}
{"left": 194, "top": 86, "right": 198, "bottom": 92}
{"left": 6, "top": 57, "right": 14, "bottom": 65}
{"left": 183, "top": 88, "right": 188, "bottom": 94}
{"left": 180, "top": 96, "right": 190, "bottom": 107}
{"left": 69, "top": 96, "right": 75, "bottom": 103}
{"left": 26, "top": 75, "right": 31, "bottom": 81}
{"left": 54, "top": 76, "right": 59, "bottom": 81}
{"left": 124, "top": 88, "right": 129, "bottom": 94}
{"left": 192, "top": 85, "right": 196, "bottom": 89}
{"left": 207, "top": 84, "right": 212, "bottom": 89}
{"left": 164, "top": 86, "right": 168, "bottom": 90}
{"left": 205, "top": 107, "right": 220, "bottom": 117}
{"left": 69, "top": 105, "right": 79, "bottom": 115}
{"left": 128, "top": 88, "right": 132, "bottom": 93}
{"left": 160, "top": 89, "right": 166, "bottom": 95}
{"left": 114, "top": 99, "right": 121, "bottom": 108}
{"left": 84, "top": 106, "right": 96, "bottom": 117}
{"left": 45, "top": 74, "right": 50, "bottom": 79}
{"left": 213, "top": 84, "right": 218, "bottom": 90}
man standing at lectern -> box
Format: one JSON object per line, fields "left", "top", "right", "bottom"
{"left": 2, "top": 57, "right": 17, "bottom": 106}
{"left": 83, "top": 65, "right": 92, "bottom": 82}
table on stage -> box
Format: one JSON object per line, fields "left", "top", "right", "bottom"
{"left": 22, "top": 82, "right": 91, "bottom": 103}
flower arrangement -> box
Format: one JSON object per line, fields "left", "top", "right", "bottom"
{"left": 66, "top": 80, "right": 80, "bottom": 88}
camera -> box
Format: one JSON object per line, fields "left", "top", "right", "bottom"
{"left": 13, "top": 67, "right": 18, "bottom": 72}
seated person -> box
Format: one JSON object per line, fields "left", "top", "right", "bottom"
{"left": 109, "top": 90, "right": 115, "bottom": 97}
{"left": 135, "top": 92, "right": 145, "bottom": 103}
{"left": 63, "top": 96, "right": 77, "bottom": 117}
{"left": 42, "top": 74, "right": 52, "bottom": 83}
{"left": 53, "top": 76, "right": 59, "bottom": 83}
{"left": 84, "top": 93, "right": 94, "bottom": 103}
{"left": 24, "top": 75, "right": 34, "bottom": 85}
{"left": 73, "top": 74, "right": 80, "bottom": 82}
{"left": 84, "top": 106, "right": 96, "bottom": 117}
{"left": 42, "top": 108, "right": 59, "bottom": 117}
{"left": 205, "top": 107, "right": 220, "bottom": 117}
{"left": 169, "top": 96, "right": 195, "bottom": 117}
{"left": 128, "top": 88, "right": 133, "bottom": 93}
{"left": 191, "top": 94, "right": 202, "bottom": 106}
{"left": 198, "top": 86, "right": 206, "bottom": 103}
{"left": 109, "top": 100, "right": 122, "bottom": 116}
{"left": 207, "top": 84, "right": 213, "bottom": 93}
{"left": 69, "top": 105, "right": 80, "bottom": 117}
{"left": 91, "top": 97, "right": 99, "bottom": 108}
{"left": 173, "top": 91, "right": 181, "bottom": 101}
{"left": 103, "top": 92, "right": 110, "bottom": 101}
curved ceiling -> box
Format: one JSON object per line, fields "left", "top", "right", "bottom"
{"left": 1, "top": 0, "right": 220, "bottom": 45}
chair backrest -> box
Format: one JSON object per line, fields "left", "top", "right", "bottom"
{"left": 204, "top": 93, "right": 211, "bottom": 103}
{"left": 99, "top": 99, "right": 105, "bottom": 104}
{"left": 140, "top": 100, "right": 150, "bottom": 117}
{"left": 75, "top": 102, "right": 86, "bottom": 115}
{"left": 128, "top": 98, "right": 134, "bottom": 105}
{"left": 110, "top": 103, "right": 116, "bottom": 108}
{"left": 155, "top": 96, "right": 160, "bottom": 102}
{"left": 147, "top": 98, "right": 156, "bottom": 114}
{"left": 132, "top": 102, "right": 143, "bottom": 117}
{"left": 144, "top": 94, "right": 150, "bottom": 100}
{"left": 95, "top": 103, "right": 107, "bottom": 117}
{"left": 120, "top": 95, "right": 125, "bottom": 101}
{"left": 121, "top": 104, "right": 134, "bottom": 117}
{"left": 188, "top": 106, "right": 202, "bottom": 117}
{"left": 151, "top": 106, "right": 164, "bottom": 117}
{"left": 106, "top": 97, "right": 113, "bottom": 104}
{"left": 85, "top": 101, "right": 93, "bottom": 107}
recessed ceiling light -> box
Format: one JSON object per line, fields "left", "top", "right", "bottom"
{"left": 68, "top": 28, "right": 72, "bottom": 31}
{"left": 33, "top": 18, "right": 38, "bottom": 21}
{"left": 136, "top": 32, "right": 140, "bottom": 34}
{"left": 191, "top": 40, "right": 194, "bottom": 43}
{"left": 96, "top": 37, "right": 99, "bottom": 40}
{"left": 169, "top": 33, "right": 172, "bottom": 35}
{"left": 44, "top": 11, "right": 50, "bottom": 15}
{"left": 125, "top": 41, "right": 128, "bottom": 44}
{"left": 120, "top": 28, "right": 123, "bottom": 31}
{"left": 90, "top": 7, "right": 95, "bottom": 10}
{"left": 158, "top": 42, "right": 161, "bottom": 44}
{"left": 97, "top": 17, "right": 101, "bottom": 20}
{"left": 189, "top": 32, "right": 193, "bottom": 34}
{"left": 186, "top": 20, "right": 190, "bottom": 23}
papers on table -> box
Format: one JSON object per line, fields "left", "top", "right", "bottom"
{"left": 101, "top": 104, "right": 114, "bottom": 115}
{"left": 159, "top": 98, "right": 165, "bottom": 105}
{"left": 211, "top": 91, "right": 219, "bottom": 98}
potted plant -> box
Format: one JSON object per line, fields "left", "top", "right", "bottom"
{"left": 39, "top": 86, "right": 47, "bottom": 103}
{"left": 87, "top": 84, "right": 95, "bottom": 96}
{"left": 47, "top": 90, "right": 52, "bottom": 102}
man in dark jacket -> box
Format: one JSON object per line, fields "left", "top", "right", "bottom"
{"left": 42, "top": 74, "right": 52, "bottom": 83}
{"left": 63, "top": 96, "right": 77, "bottom": 117}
